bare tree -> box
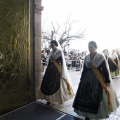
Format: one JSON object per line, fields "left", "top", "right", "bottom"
{"left": 42, "top": 19, "right": 85, "bottom": 49}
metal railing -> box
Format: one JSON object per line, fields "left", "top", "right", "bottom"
{"left": 41, "top": 59, "right": 84, "bottom": 71}
{"left": 65, "top": 59, "right": 84, "bottom": 71}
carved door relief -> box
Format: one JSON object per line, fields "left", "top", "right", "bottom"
{"left": 0, "top": 0, "right": 32, "bottom": 115}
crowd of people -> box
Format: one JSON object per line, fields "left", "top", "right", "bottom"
{"left": 40, "top": 40, "right": 120, "bottom": 120}
{"left": 64, "top": 52, "right": 87, "bottom": 71}
{"left": 41, "top": 48, "right": 87, "bottom": 72}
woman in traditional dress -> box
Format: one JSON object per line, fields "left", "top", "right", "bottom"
{"left": 108, "top": 49, "right": 120, "bottom": 77}
{"left": 73, "top": 41, "right": 119, "bottom": 120}
{"left": 116, "top": 49, "right": 120, "bottom": 69}
{"left": 102, "top": 49, "right": 109, "bottom": 61}
{"left": 39, "top": 40, "right": 74, "bottom": 105}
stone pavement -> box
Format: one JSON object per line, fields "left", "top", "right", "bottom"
{"left": 38, "top": 70, "right": 120, "bottom": 120}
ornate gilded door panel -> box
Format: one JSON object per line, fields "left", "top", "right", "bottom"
{"left": 0, "top": 0, "right": 32, "bottom": 115}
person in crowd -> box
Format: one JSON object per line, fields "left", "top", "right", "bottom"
{"left": 102, "top": 49, "right": 109, "bottom": 61}
{"left": 39, "top": 40, "right": 74, "bottom": 105}
{"left": 72, "top": 56, "right": 77, "bottom": 68}
{"left": 108, "top": 49, "right": 119, "bottom": 77}
{"left": 116, "top": 49, "right": 120, "bottom": 69}
{"left": 76, "top": 56, "right": 80, "bottom": 71}
{"left": 73, "top": 41, "right": 119, "bottom": 120}
{"left": 67, "top": 55, "right": 72, "bottom": 70}
{"left": 41, "top": 50, "right": 47, "bottom": 66}
{"left": 41, "top": 60, "right": 44, "bottom": 79}
{"left": 46, "top": 49, "right": 50, "bottom": 56}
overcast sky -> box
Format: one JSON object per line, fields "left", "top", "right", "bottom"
{"left": 42, "top": 0, "right": 120, "bottom": 52}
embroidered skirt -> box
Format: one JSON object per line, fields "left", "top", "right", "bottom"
{"left": 73, "top": 70, "right": 119, "bottom": 119}
{"left": 39, "top": 77, "right": 74, "bottom": 103}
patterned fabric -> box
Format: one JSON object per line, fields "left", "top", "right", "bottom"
{"left": 40, "top": 48, "right": 74, "bottom": 102}
{"left": 108, "top": 58, "right": 118, "bottom": 72}
{"left": 73, "top": 70, "right": 103, "bottom": 114}
{"left": 73, "top": 53, "right": 110, "bottom": 114}
{"left": 85, "top": 53, "right": 104, "bottom": 68}
{"left": 118, "top": 54, "right": 120, "bottom": 61}
{"left": 89, "top": 63, "right": 111, "bottom": 111}
{"left": 41, "top": 50, "right": 62, "bottom": 95}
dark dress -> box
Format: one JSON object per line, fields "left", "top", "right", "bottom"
{"left": 73, "top": 60, "right": 110, "bottom": 114}
{"left": 39, "top": 49, "right": 74, "bottom": 103}
{"left": 108, "top": 54, "right": 119, "bottom": 76}
{"left": 41, "top": 52, "right": 62, "bottom": 95}
{"left": 72, "top": 53, "right": 118, "bottom": 119}
{"left": 108, "top": 58, "right": 118, "bottom": 72}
